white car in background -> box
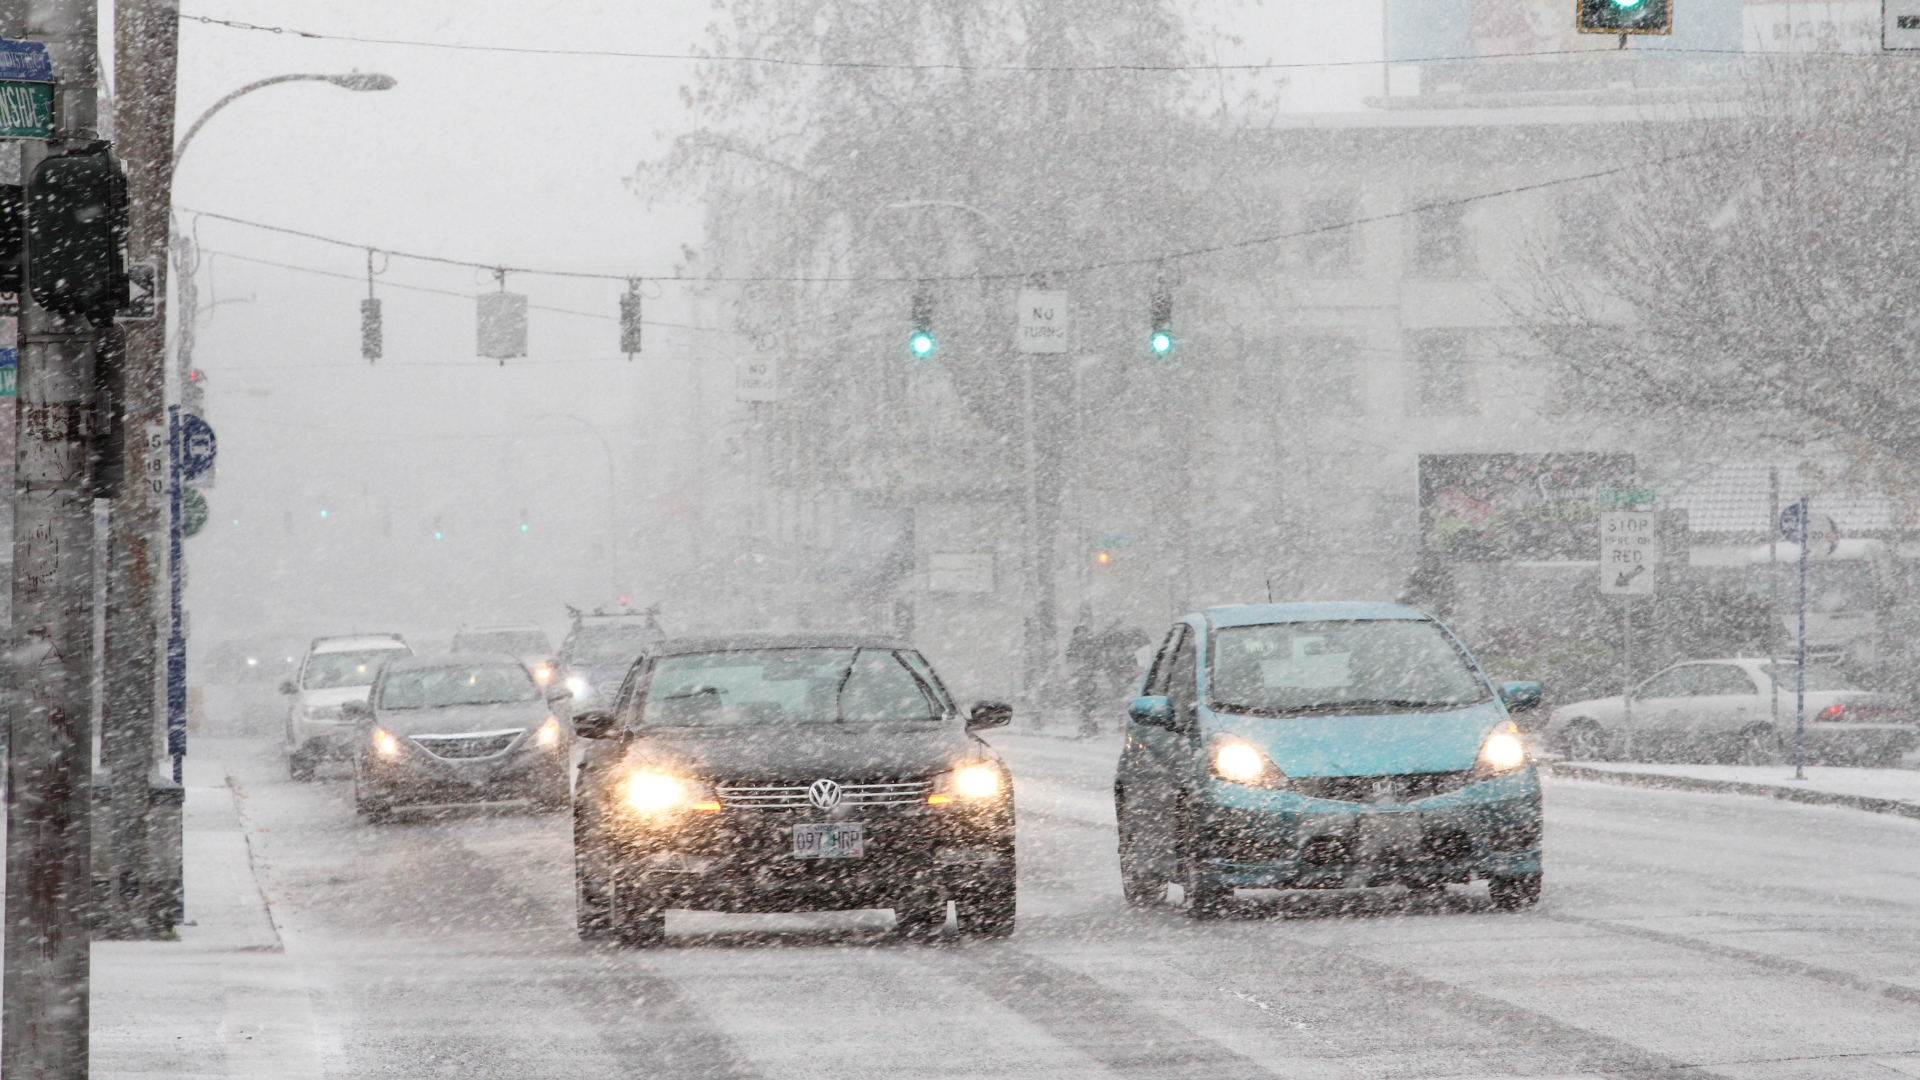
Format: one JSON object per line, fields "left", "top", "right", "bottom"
{"left": 283, "top": 634, "right": 413, "bottom": 780}
{"left": 1542, "top": 657, "right": 1916, "bottom": 766}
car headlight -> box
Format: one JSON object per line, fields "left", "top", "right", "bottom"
{"left": 535, "top": 716, "right": 563, "bottom": 747}
{"left": 927, "top": 761, "right": 1005, "bottom": 804}
{"left": 1207, "top": 734, "right": 1288, "bottom": 789}
{"left": 565, "top": 675, "right": 590, "bottom": 698}
{"left": 533, "top": 664, "right": 554, "bottom": 686}
{"left": 372, "top": 728, "right": 401, "bottom": 758}
{"left": 621, "top": 771, "right": 720, "bottom": 814}
{"left": 1476, "top": 723, "right": 1529, "bottom": 775}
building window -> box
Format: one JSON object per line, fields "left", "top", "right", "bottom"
{"left": 1412, "top": 332, "right": 1473, "bottom": 415}
{"left": 1412, "top": 203, "right": 1467, "bottom": 276}
{"left": 1302, "top": 197, "right": 1356, "bottom": 272}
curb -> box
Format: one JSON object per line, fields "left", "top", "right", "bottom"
{"left": 1545, "top": 761, "right": 1920, "bottom": 822}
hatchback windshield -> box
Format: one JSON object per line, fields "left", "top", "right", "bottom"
{"left": 1208, "top": 620, "right": 1489, "bottom": 716}
{"left": 453, "top": 631, "right": 551, "bottom": 655}
{"left": 303, "top": 649, "right": 405, "bottom": 690}
{"left": 379, "top": 664, "right": 542, "bottom": 709}
{"left": 637, "top": 648, "right": 947, "bottom": 726}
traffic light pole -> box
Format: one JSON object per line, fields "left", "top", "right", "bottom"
{"left": 100, "top": 0, "right": 182, "bottom": 938}
{"left": 3, "top": 0, "right": 102, "bottom": 1074}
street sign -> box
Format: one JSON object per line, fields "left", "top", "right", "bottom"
{"left": 0, "top": 314, "right": 14, "bottom": 396}
{"left": 1016, "top": 289, "right": 1070, "bottom": 354}
{"left": 477, "top": 291, "right": 527, "bottom": 361}
{"left": 179, "top": 413, "right": 216, "bottom": 482}
{"left": 735, "top": 355, "right": 778, "bottom": 402}
{"left": 180, "top": 487, "right": 207, "bottom": 538}
{"left": 1599, "top": 511, "right": 1658, "bottom": 595}
{"left": 1593, "top": 486, "right": 1656, "bottom": 506}
{"left": 1887, "top": 0, "right": 1920, "bottom": 48}
{"left": 0, "top": 39, "right": 52, "bottom": 141}
{"left": 120, "top": 259, "right": 157, "bottom": 320}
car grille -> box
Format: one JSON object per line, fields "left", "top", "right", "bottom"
{"left": 716, "top": 779, "right": 934, "bottom": 809}
{"left": 409, "top": 729, "right": 522, "bottom": 761}
{"left": 1290, "top": 771, "right": 1473, "bottom": 803}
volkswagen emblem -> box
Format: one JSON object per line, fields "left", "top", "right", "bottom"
{"left": 807, "top": 778, "right": 842, "bottom": 809}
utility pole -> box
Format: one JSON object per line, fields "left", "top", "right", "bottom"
{"left": 100, "top": 0, "right": 179, "bottom": 939}
{"left": 3, "top": 0, "right": 102, "bottom": 1077}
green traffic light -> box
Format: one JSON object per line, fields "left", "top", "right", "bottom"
{"left": 910, "top": 331, "right": 935, "bottom": 357}
{"left": 1150, "top": 331, "right": 1173, "bottom": 355}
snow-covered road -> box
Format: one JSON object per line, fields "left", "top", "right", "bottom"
{"left": 94, "top": 725, "right": 1920, "bottom": 1079}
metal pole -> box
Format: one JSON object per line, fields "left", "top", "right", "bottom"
{"left": 1621, "top": 596, "right": 1633, "bottom": 760}
{"left": 1796, "top": 496, "right": 1808, "bottom": 780}
{"left": 165, "top": 404, "right": 182, "bottom": 782}
{"left": 100, "top": 0, "right": 179, "bottom": 941}
{"left": 1768, "top": 467, "right": 1779, "bottom": 731}
{"left": 4, "top": 0, "right": 101, "bottom": 1071}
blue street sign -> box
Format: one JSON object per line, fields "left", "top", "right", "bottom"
{"left": 1779, "top": 500, "right": 1807, "bottom": 544}
{"left": 180, "top": 413, "right": 216, "bottom": 482}
{"left": 0, "top": 39, "right": 55, "bottom": 83}
{"left": 0, "top": 346, "right": 14, "bottom": 397}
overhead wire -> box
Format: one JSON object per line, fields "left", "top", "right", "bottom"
{"left": 179, "top": 12, "right": 1897, "bottom": 71}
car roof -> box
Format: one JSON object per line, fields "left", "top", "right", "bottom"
{"left": 310, "top": 634, "right": 410, "bottom": 655}
{"left": 1200, "top": 602, "right": 1432, "bottom": 629}
{"left": 650, "top": 632, "right": 912, "bottom": 656}
{"left": 456, "top": 624, "right": 546, "bottom": 635}
{"left": 382, "top": 651, "right": 530, "bottom": 673}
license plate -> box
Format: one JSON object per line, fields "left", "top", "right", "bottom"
{"left": 1360, "top": 813, "right": 1422, "bottom": 852}
{"left": 792, "top": 822, "right": 865, "bottom": 859}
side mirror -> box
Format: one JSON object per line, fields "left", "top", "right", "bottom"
{"left": 340, "top": 699, "right": 373, "bottom": 721}
{"left": 966, "top": 701, "right": 1012, "bottom": 730}
{"left": 573, "top": 710, "right": 618, "bottom": 740}
{"left": 279, "top": 679, "right": 298, "bottom": 696}
{"left": 1499, "top": 681, "right": 1543, "bottom": 713}
{"left": 1129, "top": 695, "right": 1174, "bottom": 728}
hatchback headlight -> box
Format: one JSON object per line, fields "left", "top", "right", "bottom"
{"left": 565, "top": 675, "right": 590, "bottom": 699}
{"left": 621, "top": 771, "right": 719, "bottom": 814}
{"left": 535, "top": 716, "right": 562, "bottom": 747}
{"left": 1207, "top": 734, "right": 1289, "bottom": 789}
{"left": 927, "top": 762, "right": 1005, "bottom": 804}
{"left": 1476, "top": 723, "right": 1529, "bottom": 775}
{"left": 372, "top": 728, "right": 401, "bottom": 759}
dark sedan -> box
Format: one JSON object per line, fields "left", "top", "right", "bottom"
{"left": 571, "top": 633, "right": 1015, "bottom": 946}
{"left": 348, "top": 653, "right": 572, "bottom": 822}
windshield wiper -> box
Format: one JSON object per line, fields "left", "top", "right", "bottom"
{"left": 1222, "top": 698, "right": 1477, "bottom": 718}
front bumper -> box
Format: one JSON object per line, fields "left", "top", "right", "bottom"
{"left": 359, "top": 733, "right": 566, "bottom": 805}
{"left": 1193, "top": 766, "right": 1542, "bottom": 889}
{"left": 290, "top": 714, "right": 358, "bottom": 758}
{"left": 594, "top": 800, "right": 1014, "bottom": 912}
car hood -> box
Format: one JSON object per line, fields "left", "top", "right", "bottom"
{"left": 1203, "top": 700, "right": 1505, "bottom": 776}
{"left": 373, "top": 701, "right": 551, "bottom": 737}
{"left": 299, "top": 685, "right": 373, "bottom": 708}
{"left": 619, "top": 723, "right": 988, "bottom": 783}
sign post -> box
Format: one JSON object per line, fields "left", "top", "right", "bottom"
{"left": 1778, "top": 498, "right": 1816, "bottom": 780}
{"left": 1600, "top": 508, "right": 1658, "bottom": 758}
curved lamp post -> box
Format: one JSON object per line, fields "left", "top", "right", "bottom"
{"left": 175, "top": 72, "right": 397, "bottom": 164}
{"left": 535, "top": 414, "right": 623, "bottom": 600}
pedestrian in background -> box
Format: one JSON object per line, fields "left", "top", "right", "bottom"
{"left": 1067, "top": 624, "right": 1101, "bottom": 737}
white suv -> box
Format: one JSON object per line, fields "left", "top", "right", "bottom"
{"left": 283, "top": 634, "right": 412, "bottom": 780}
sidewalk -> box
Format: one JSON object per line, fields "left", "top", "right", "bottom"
{"left": 1550, "top": 760, "right": 1920, "bottom": 819}
{"left": 91, "top": 748, "right": 324, "bottom": 1080}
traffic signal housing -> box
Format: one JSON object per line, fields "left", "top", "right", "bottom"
{"left": 909, "top": 287, "right": 935, "bottom": 358}
{"left": 27, "top": 142, "right": 128, "bottom": 321}
{"left": 0, "top": 184, "right": 22, "bottom": 296}
{"left": 1149, "top": 291, "right": 1173, "bottom": 355}
{"left": 1578, "top": 0, "right": 1671, "bottom": 34}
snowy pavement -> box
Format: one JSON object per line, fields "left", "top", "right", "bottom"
{"left": 87, "top": 721, "right": 1920, "bottom": 1079}
{"left": 1557, "top": 760, "right": 1920, "bottom": 814}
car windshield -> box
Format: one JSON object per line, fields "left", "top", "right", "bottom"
{"left": 302, "top": 649, "right": 405, "bottom": 690}
{"left": 1207, "top": 620, "right": 1490, "bottom": 716}
{"left": 636, "top": 648, "right": 945, "bottom": 726}
{"left": 564, "top": 626, "right": 661, "bottom": 667}
{"left": 452, "top": 631, "right": 550, "bottom": 655}
{"left": 379, "top": 664, "right": 542, "bottom": 709}
{"left": 1758, "top": 664, "right": 1862, "bottom": 693}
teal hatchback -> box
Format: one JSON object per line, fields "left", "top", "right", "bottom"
{"left": 1114, "top": 602, "right": 1543, "bottom": 916}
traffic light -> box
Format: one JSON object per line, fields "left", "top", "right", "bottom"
{"left": 620, "top": 284, "right": 642, "bottom": 358}
{"left": 1578, "top": 0, "right": 1671, "bottom": 34}
{"left": 1149, "top": 290, "right": 1173, "bottom": 355}
{"left": 909, "top": 287, "right": 935, "bottom": 358}
{"left": 361, "top": 297, "right": 382, "bottom": 362}
{"left": 0, "top": 184, "right": 22, "bottom": 295}
{"left": 27, "top": 141, "right": 128, "bottom": 320}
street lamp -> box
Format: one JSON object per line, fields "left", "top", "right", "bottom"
{"left": 174, "top": 72, "right": 397, "bottom": 165}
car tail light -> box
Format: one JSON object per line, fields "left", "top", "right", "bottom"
{"left": 1818, "top": 704, "right": 1848, "bottom": 722}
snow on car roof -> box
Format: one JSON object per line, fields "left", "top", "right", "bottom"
{"left": 1201, "top": 601, "right": 1430, "bottom": 628}
{"left": 311, "top": 634, "right": 410, "bottom": 654}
